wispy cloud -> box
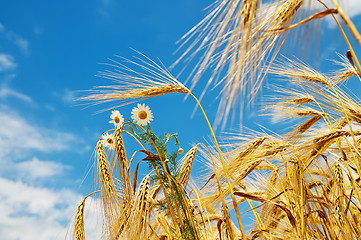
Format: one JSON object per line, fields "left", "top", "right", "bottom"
{"left": 0, "top": 83, "right": 33, "bottom": 103}
{"left": 0, "top": 104, "right": 99, "bottom": 239}
{"left": 0, "top": 23, "right": 29, "bottom": 54}
{"left": 53, "top": 88, "right": 77, "bottom": 104}
{"left": 0, "top": 177, "right": 101, "bottom": 240}
{"left": 0, "top": 54, "right": 17, "bottom": 72}
{"left": 309, "top": 0, "right": 361, "bottom": 28}
{"left": 0, "top": 108, "right": 76, "bottom": 161}
{"left": 97, "top": 0, "right": 116, "bottom": 22}
{"left": 14, "top": 157, "right": 69, "bottom": 180}
{"left": 339, "top": 0, "right": 361, "bottom": 18}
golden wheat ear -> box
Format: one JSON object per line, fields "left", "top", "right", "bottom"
{"left": 173, "top": 0, "right": 316, "bottom": 129}
{"left": 95, "top": 140, "right": 122, "bottom": 236}
{"left": 73, "top": 198, "right": 85, "bottom": 240}
{"left": 79, "top": 51, "right": 190, "bottom": 110}
{"left": 269, "top": 57, "right": 332, "bottom": 86}
{"left": 178, "top": 146, "right": 197, "bottom": 188}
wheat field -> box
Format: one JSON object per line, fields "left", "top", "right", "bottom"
{"left": 71, "top": 0, "right": 361, "bottom": 239}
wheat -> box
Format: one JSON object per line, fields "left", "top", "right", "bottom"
{"left": 114, "top": 128, "right": 127, "bottom": 167}
{"left": 284, "top": 96, "right": 315, "bottom": 105}
{"left": 125, "top": 173, "right": 151, "bottom": 238}
{"left": 178, "top": 146, "right": 197, "bottom": 188}
{"left": 113, "top": 128, "right": 133, "bottom": 198}
{"left": 96, "top": 140, "right": 116, "bottom": 194}
{"left": 95, "top": 140, "right": 121, "bottom": 237}
{"left": 335, "top": 162, "right": 344, "bottom": 193}
{"left": 72, "top": 0, "right": 361, "bottom": 239}
{"left": 173, "top": 0, "right": 311, "bottom": 129}
{"left": 270, "top": 58, "right": 331, "bottom": 86}
{"left": 80, "top": 53, "right": 190, "bottom": 110}
{"left": 275, "top": 0, "right": 303, "bottom": 26}
{"left": 73, "top": 199, "right": 85, "bottom": 240}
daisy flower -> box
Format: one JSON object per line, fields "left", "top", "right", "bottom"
{"left": 101, "top": 133, "right": 115, "bottom": 149}
{"left": 109, "top": 110, "right": 124, "bottom": 128}
{"left": 131, "top": 103, "right": 154, "bottom": 126}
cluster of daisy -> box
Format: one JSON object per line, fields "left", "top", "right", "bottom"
{"left": 101, "top": 103, "right": 154, "bottom": 149}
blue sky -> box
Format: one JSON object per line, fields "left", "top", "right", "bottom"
{"left": 1, "top": 0, "right": 361, "bottom": 239}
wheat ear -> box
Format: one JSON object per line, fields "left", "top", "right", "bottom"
{"left": 178, "top": 146, "right": 197, "bottom": 188}
{"left": 73, "top": 199, "right": 85, "bottom": 240}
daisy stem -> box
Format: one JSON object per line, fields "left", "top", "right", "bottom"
{"left": 189, "top": 92, "right": 246, "bottom": 239}
{"left": 131, "top": 122, "right": 184, "bottom": 238}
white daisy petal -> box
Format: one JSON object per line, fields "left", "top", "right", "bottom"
{"left": 131, "top": 104, "right": 154, "bottom": 126}
{"left": 101, "top": 133, "right": 115, "bottom": 149}
{"left": 109, "top": 110, "right": 124, "bottom": 128}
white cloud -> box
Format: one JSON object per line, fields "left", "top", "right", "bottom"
{"left": 0, "top": 23, "right": 29, "bottom": 54}
{"left": 0, "top": 109, "right": 76, "bottom": 160}
{"left": 339, "top": 0, "right": 361, "bottom": 18}
{"left": 14, "top": 157, "right": 68, "bottom": 180}
{"left": 308, "top": 0, "right": 361, "bottom": 27}
{"left": 12, "top": 35, "right": 29, "bottom": 54}
{"left": 61, "top": 88, "right": 76, "bottom": 104}
{"left": 0, "top": 54, "right": 17, "bottom": 72}
{"left": 0, "top": 177, "right": 102, "bottom": 240}
{"left": 0, "top": 84, "right": 33, "bottom": 103}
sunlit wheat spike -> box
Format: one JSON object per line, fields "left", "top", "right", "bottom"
{"left": 332, "top": 53, "right": 358, "bottom": 82}
{"left": 274, "top": 0, "right": 303, "bottom": 26}
{"left": 234, "top": 159, "right": 263, "bottom": 185}
{"left": 312, "top": 129, "right": 348, "bottom": 145}
{"left": 241, "top": 0, "right": 258, "bottom": 27}
{"left": 294, "top": 108, "right": 324, "bottom": 117}
{"left": 80, "top": 52, "right": 190, "bottom": 109}
{"left": 114, "top": 128, "right": 128, "bottom": 165}
{"left": 335, "top": 162, "right": 344, "bottom": 193}
{"left": 338, "top": 69, "right": 358, "bottom": 81}
{"left": 335, "top": 200, "right": 345, "bottom": 225}
{"left": 263, "top": 140, "right": 291, "bottom": 156}
{"left": 178, "top": 146, "right": 197, "bottom": 188}
{"left": 129, "top": 173, "right": 151, "bottom": 237}
{"left": 113, "top": 128, "right": 133, "bottom": 200}
{"left": 95, "top": 140, "right": 120, "bottom": 233}
{"left": 73, "top": 198, "right": 85, "bottom": 240}
{"left": 149, "top": 183, "right": 162, "bottom": 199}
{"left": 109, "top": 199, "right": 132, "bottom": 239}
{"left": 96, "top": 140, "right": 116, "bottom": 193}
{"left": 236, "top": 136, "right": 267, "bottom": 160}
{"left": 173, "top": 0, "right": 309, "bottom": 129}
{"left": 270, "top": 58, "right": 331, "bottom": 86}
{"left": 289, "top": 115, "right": 323, "bottom": 138}
{"left": 283, "top": 96, "right": 315, "bottom": 106}
{"left": 347, "top": 107, "right": 361, "bottom": 124}
{"left": 134, "top": 173, "right": 151, "bottom": 210}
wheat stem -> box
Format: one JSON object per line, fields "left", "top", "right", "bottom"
{"left": 319, "top": 0, "right": 361, "bottom": 80}
{"left": 189, "top": 92, "right": 246, "bottom": 239}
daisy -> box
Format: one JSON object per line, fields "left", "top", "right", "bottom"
{"left": 131, "top": 103, "right": 154, "bottom": 126}
{"left": 101, "top": 133, "right": 115, "bottom": 149}
{"left": 109, "top": 110, "right": 124, "bottom": 128}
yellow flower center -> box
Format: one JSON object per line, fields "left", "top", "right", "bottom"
{"left": 107, "top": 138, "right": 114, "bottom": 144}
{"left": 114, "top": 116, "right": 120, "bottom": 124}
{"left": 138, "top": 110, "right": 147, "bottom": 120}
